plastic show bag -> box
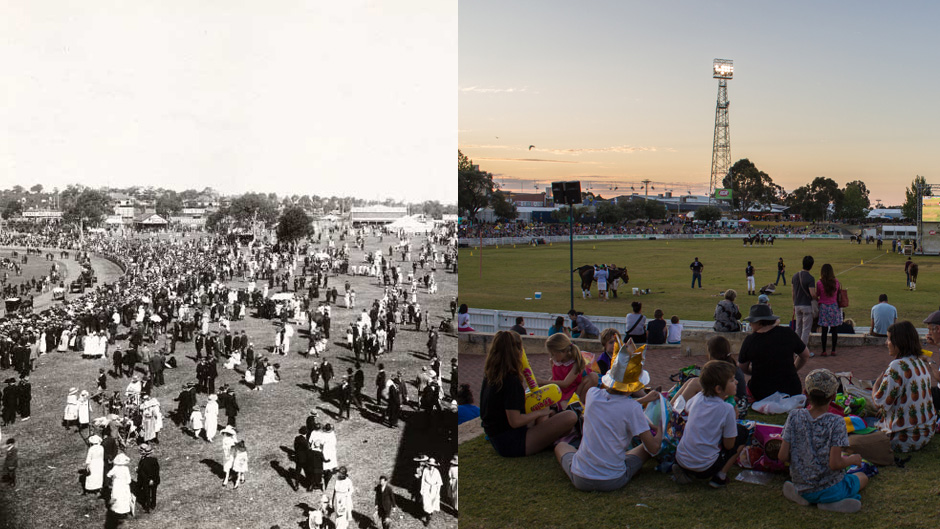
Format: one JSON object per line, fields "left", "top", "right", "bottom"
{"left": 751, "top": 392, "right": 806, "bottom": 414}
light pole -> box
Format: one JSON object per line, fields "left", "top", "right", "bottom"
{"left": 553, "top": 181, "right": 582, "bottom": 312}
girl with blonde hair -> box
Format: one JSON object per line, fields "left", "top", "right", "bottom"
{"left": 540, "top": 333, "right": 598, "bottom": 405}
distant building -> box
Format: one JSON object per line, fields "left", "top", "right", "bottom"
{"left": 506, "top": 192, "right": 546, "bottom": 207}
{"left": 19, "top": 210, "right": 63, "bottom": 221}
{"left": 134, "top": 213, "right": 168, "bottom": 231}
{"left": 349, "top": 205, "right": 407, "bottom": 225}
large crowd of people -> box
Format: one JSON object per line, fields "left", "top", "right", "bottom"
{"left": 0, "top": 219, "right": 459, "bottom": 528}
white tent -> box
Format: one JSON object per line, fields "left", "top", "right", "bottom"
{"left": 387, "top": 215, "right": 431, "bottom": 233}
{"left": 738, "top": 218, "right": 750, "bottom": 223}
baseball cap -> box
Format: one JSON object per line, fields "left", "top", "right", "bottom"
{"left": 805, "top": 369, "right": 839, "bottom": 398}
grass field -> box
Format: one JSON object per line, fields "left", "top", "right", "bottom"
{"left": 458, "top": 239, "right": 934, "bottom": 324}
{"left": 459, "top": 411, "right": 940, "bottom": 529}
{"left": 0, "top": 237, "right": 457, "bottom": 529}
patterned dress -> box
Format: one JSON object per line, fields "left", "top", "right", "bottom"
{"left": 872, "top": 357, "right": 937, "bottom": 452}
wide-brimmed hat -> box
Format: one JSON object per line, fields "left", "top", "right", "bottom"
{"left": 208, "top": 394, "right": 218, "bottom": 401}
{"left": 88, "top": 435, "right": 102, "bottom": 445}
{"left": 450, "top": 455, "right": 458, "bottom": 466}
{"left": 113, "top": 453, "right": 130, "bottom": 465}
{"left": 221, "top": 426, "right": 236, "bottom": 436}
{"left": 139, "top": 443, "right": 153, "bottom": 456}
{"left": 600, "top": 338, "right": 650, "bottom": 394}
{"left": 427, "top": 457, "right": 439, "bottom": 467}
{"left": 744, "top": 304, "right": 780, "bottom": 323}
{"left": 413, "top": 454, "right": 428, "bottom": 463}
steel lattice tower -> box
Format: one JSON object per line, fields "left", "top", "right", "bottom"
{"left": 710, "top": 59, "right": 733, "bottom": 202}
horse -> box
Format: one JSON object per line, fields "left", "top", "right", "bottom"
{"left": 572, "top": 265, "right": 629, "bottom": 298}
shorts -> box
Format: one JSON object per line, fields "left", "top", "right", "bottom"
{"left": 801, "top": 473, "right": 861, "bottom": 504}
{"left": 488, "top": 426, "right": 527, "bottom": 458}
{"left": 678, "top": 424, "right": 749, "bottom": 479}
{"left": 560, "top": 452, "right": 643, "bottom": 492}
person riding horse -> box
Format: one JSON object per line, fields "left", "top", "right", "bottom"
{"left": 572, "top": 264, "right": 629, "bottom": 299}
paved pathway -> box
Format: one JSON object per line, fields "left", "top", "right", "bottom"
{"left": 459, "top": 341, "right": 895, "bottom": 405}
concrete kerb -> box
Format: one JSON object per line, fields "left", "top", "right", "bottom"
{"left": 459, "top": 329, "right": 886, "bottom": 357}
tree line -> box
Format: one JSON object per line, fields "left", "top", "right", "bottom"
{"left": 458, "top": 151, "right": 926, "bottom": 223}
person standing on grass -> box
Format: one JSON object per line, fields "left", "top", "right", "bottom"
{"left": 374, "top": 475, "right": 398, "bottom": 529}
{"left": 904, "top": 256, "right": 913, "bottom": 287}
{"left": 909, "top": 262, "right": 919, "bottom": 291}
{"left": 791, "top": 255, "right": 816, "bottom": 350}
{"left": 332, "top": 467, "right": 354, "bottom": 529}
{"left": 84, "top": 435, "right": 105, "bottom": 496}
{"left": 231, "top": 440, "right": 248, "bottom": 488}
{"left": 221, "top": 426, "right": 237, "bottom": 487}
{"left": 690, "top": 257, "right": 704, "bottom": 288}
{"left": 775, "top": 258, "right": 787, "bottom": 286}
{"left": 136, "top": 443, "right": 160, "bottom": 512}
{"left": 106, "top": 453, "right": 132, "bottom": 520}
{"left": 479, "top": 331, "right": 578, "bottom": 457}
{"left": 745, "top": 261, "right": 756, "bottom": 296}
{"left": 322, "top": 424, "right": 338, "bottom": 488}
{"left": 419, "top": 458, "right": 442, "bottom": 527}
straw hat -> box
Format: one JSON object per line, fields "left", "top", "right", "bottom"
{"left": 68, "top": 387, "right": 78, "bottom": 396}
{"left": 600, "top": 338, "right": 650, "bottom": 394}
{"left": 113, "top": 453, "right": 130, "bottom": 465}
{"left": 208, "top": 394, "right": 218, "bottom": 401}
{"left": 139, "top": 443, "right": 153, "bottom": 456}
{"left": 427, "top": 457, "right": 439, "bottom": 467}
{"left": 221, "top": 426, "right": 236, "bottom": 436}
{"left": 88, "top": 435, "right": 102, "bottom": 445}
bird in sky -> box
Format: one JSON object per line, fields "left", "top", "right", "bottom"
{"left": 528, "top": 145, "right": 535, "bottom": 150}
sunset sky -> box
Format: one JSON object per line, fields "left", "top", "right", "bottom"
{"left": 0, "top": 1, "right": 456, "bottom": 203}
{"left": 459, "top": 1, "right": 940, "bottom": 206}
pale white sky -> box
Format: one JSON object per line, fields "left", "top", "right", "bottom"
{"left": 0, "top": 1, "right": 456, "bottom": 204}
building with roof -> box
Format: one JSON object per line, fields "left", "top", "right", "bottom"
{"left": 349, "top": 205, "right": 407, "bottom": 225}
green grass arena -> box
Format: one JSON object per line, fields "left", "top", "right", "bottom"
{"left": 458, "top": 239, "right": 936, "bottom": 325}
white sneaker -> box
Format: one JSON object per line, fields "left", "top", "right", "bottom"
{"left": 783, "top": 481, "right": 809, "bottom": 506}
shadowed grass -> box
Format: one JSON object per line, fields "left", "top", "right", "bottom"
{"left": 460, "top": 410, "right": 940, "bottom": 529}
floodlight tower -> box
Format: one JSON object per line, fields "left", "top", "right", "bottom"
{"left": 710, "top": 59, "right": 733, "bottom": 204}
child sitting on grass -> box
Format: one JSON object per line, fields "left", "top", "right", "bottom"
{"left": 539, "top": 333, "right": 599, "bottom": 406}
{"left": 596, "top": 329, "right": 622, "bottom": 376}
{"left": 673, "top": 360, "right": 748, "bottom": 488}
{"left": 779, "top": 368, "right": 873, "bottom": 513}
{"left": 670, "top": 336, "right": 747, "bottom": 409}
{"left": 554, "top": 338, "right": 662, "bottom": 491}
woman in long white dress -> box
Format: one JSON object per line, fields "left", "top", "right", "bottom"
{"left": 448, "top": 455, "right": 458, "bottom": 511}
{"left": 63, "top": 388, "right": 80, "bottom": 430}
{"left": 84, "top": 435, "right": 105, "bottom": 495}
{"left": 107, "top": 453, "right": 133, "bottom": 516}
{"left": 420, "top": 458, "right": 443, "bottom": 526}
{"left": 204, "top": 394, "right": 219, "bottom": 441}
{"left": 58, "top": 328, "right": 70, "bottom": 352}
{"left": 332, "top": 467, "right": 354, "bottom": 529}
{"left": 77, "top": 390, "right": 91, "bottom": 430}
{"left": 140, "top": 396, "right": 162, "bottom": 443}
{"left": 322, "top": 424, "right": 338, "bottom": 487}
{"left": 221, "top": 426, "right": 238, "bottom": 486}
{"left": 231, "top": 440, "right": 248, "bottom": 488}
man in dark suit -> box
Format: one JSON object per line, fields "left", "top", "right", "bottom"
{"left": 387, "top": 381, "right": 402, "bottom": 428}
{"left": 136, "top": 444, "right": 160, "bottom": 512}
{"left": 321, "top": 359, "right": 334, "bottom": 395}
{"left": 223, "top": 387, "right": 239, "bottom": 427}
{"left": 194, "top": 332, "right": 204, "bottom": 358}
{"left": 338, "top": 376, "right": 352, "bottom": 420}
{"left": 16, "top": 377, "right": 30, "bottom": 420}
{"left": 2, "top": 438, "right": 17, "bottom": 487}
{"left": 2, "top": 379, "right": 18, "bottom": 426}
{"left": 149, "top": 350, "right": 165, "bottom": 387}
{"left": 292, "top": 427, "right": 309, "bottom": 491}
{"left": 353, "top": 363, "right": 365, "bottom": 409}
{"left": 374, "top": 475, "right": 398, "bottom": 529}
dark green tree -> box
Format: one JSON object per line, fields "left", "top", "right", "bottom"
{"left": 30, "top": 184, "right": 43, "bottom": 194}
{"left": 721, "top": 159, "right": 780, "bottom": 216}
{"left": 62, "top": 189, "right": 111, "bottom": 227}
{"left": 694, "top": 205, "right": 722, "bottom": 222}
{"left": 786, "top": 177, "right": 843, "bottom": 221}
{"left": 228, "top": 193, "right": 279, "bottom": 228}
{"left": 205, "top": 207, "right": 230, "bottom": 233}
{"left": 595, "top": 201, "right": 623, "bottom": 224}
{"left": 902, "top": 175, "right": 931, "bottom": 220}
{"left": 838, "top": 180, "right": 870, "bottom": 220}
{"left": 155, "top": 191, "right": 184, "bottom": 218}
{"left": 276, "top": 206, "right": 313, "bottom": 243}
{"left": 1, "top": 200, "right": 23, "bottom": 219}
{"left": 491, "top": 191, "right": 518, "bottom": 222}
{"left": 457, "top": 150, "right": 497, "bottom": 222}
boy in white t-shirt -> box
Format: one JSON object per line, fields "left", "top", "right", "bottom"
{"left": 673, "top": 361, "right": 748, "bottom": 488}
{"left": 666, "top": 316, "right": 683, "bottom": 344}
{"left": 553, "top": 338, "right": 663, "bottom": 492}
